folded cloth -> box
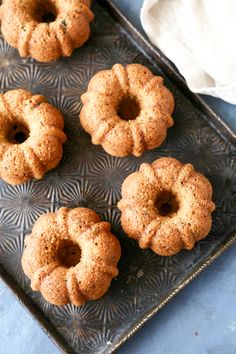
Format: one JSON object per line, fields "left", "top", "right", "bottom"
{"left": 141, "top": 0, "right": 236, "bottom": 104}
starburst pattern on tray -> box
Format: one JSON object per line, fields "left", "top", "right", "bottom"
{"left": 209, "top": 156, "right": 236, "bottom": 212}
{"left": 166, "top": 105, "right": 201, "bottom": 145}
{"left": 51, "top": 304, "right": 100, "bottom": 349}
{"left": 0, "top": 210, "right": 19, "bottom": 253}
{"left": 0, "top": 2, "right": 235, "bottom": 354}
{"left": 0, "top": 37, "right": 29, "bottom": 89}
{"left": 164, "top": 247, "right": 202, "bottom": 275}
{"left": 90, "top": 326, "right": 123, "bottom": 354}
{"left": 88, "top": 155, "right": 132, "bottom": 205}
{"left": 59, "top": 179, "right": 109, "bottom": 215}
{"left": 91, "top": 2, "right": 120, "bottom": 40}
{"left": 30, "top": 291, "right": 53, "bottom": 316}
{"left": 93, "top": 37, "right": 144, "bottom": 68}
{"left": 93, "top": 288, "right": 130, "bottom": 324}
{"left": 37, "top": 169, "right": 79, "bottom": 206}
{"left": 196, "top": 214, "right": 227, "bottom": 254}
{"left": 37, "top": 54, "right": 94, "bottom": 91}
{"left": 49, "top": 93, "right": 81, "bottom": 123}
{"left": 173, "top": 129, "right": 231, "bottom": 175}
{"left": 62, "top": 125, "right": 106, "bottom": 174}
{"left": 62, "top": 65, "right": 96, "bottom": 96}
{"left": 114, "top": 238, "right": 167, "bottom": 299}
{"left": 0, "top": 181, "right": 51, "bottom": 230}
{"left": 7, "top": 65, "right": 59, "bottom": 97}
{"left": 114, "top": 144, "right": 172, "bottom": 172}
{"left": 1, "top": 231, "right": 27, "bottom": 287}
{"left": 103, "top": 208, "right": 124, "bottom": 236}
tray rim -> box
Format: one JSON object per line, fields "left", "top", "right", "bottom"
{"left": 108, "top": 233, "right": 236, "bottom": 353}
{"left": 0, "top": 267, "right": 74, "bottom": 354}
{"left": 0, "top": 1, "right": 235, "bottom": 354}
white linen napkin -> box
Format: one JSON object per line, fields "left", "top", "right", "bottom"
{"left": 141, "top": 0, "right": 236, "bottom": 104}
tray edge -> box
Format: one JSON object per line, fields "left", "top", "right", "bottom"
{"left": 106, "top": 231, "right": 236, "bottom": 353}
{"left": 0, "top": 268, "right": 74, "bottom": 354}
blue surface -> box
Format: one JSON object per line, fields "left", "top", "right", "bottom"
{"left": 1, "top": 1, "right": 236, "bottom": 354}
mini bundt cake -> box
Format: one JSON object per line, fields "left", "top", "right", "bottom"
{"left": 0, "top": 0, "right": 94, "bottom": 62}
{"left": 0, "top": 89, "right": 66, "bottom": 185}
{"left": 22, "top": 207, "right": 121, "bottom": 306}
{"left": 80, "top": 63, "right": 174, "bottom": 157}
{"left": 118, "top": 157, "right": 215, "bottom": 256}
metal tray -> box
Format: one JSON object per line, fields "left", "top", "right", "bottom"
{"left": 0, "top": 1, "right": 236, "bottom": 353}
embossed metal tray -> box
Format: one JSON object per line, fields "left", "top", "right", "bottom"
{"left": 0, "top": 1, "right": 236, "bottom": 353}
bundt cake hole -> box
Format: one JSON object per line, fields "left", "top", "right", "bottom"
{"left": 117, "top": 95, "right": 141, "bottom": 121}
{"left": 56, "top": 240, "right": 81, "bottom": 268}
{"left": 155, "top": 191, "right": 179, "bottom": 217}
{"left": 35, "top": 1, "right": 58, "bottom": 23}
{"left": 7, "top": 123, "right": 30, "bottom": 144}
{"left": 41, "top": 12, "right": 56, "bottom": 23}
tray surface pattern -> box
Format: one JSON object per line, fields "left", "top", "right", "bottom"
{"left": 0, "top": 3, "right": 236, "bottom": 354}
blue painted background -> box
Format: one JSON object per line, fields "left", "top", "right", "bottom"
{"left": 0, "top": 1, "right": 236, "bottom": 353}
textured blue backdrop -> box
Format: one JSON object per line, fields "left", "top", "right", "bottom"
{"left": 0, "top": 1, "right": 236, "bottom": 354}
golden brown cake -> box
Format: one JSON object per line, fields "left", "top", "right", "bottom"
{"left": 80, "top": 63, "right": 174, "bottom": 157}
{"left": 118, "top": 157, "right": 215, "bottom": 256}
{"left": 22, "top": 207, "right": 121, "bottom": 306}
{"left": 0, "top": 89, "right": 66, "bottom": 185}
{"left": 0, "top": 0, "right": 94, "bottom": 62}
